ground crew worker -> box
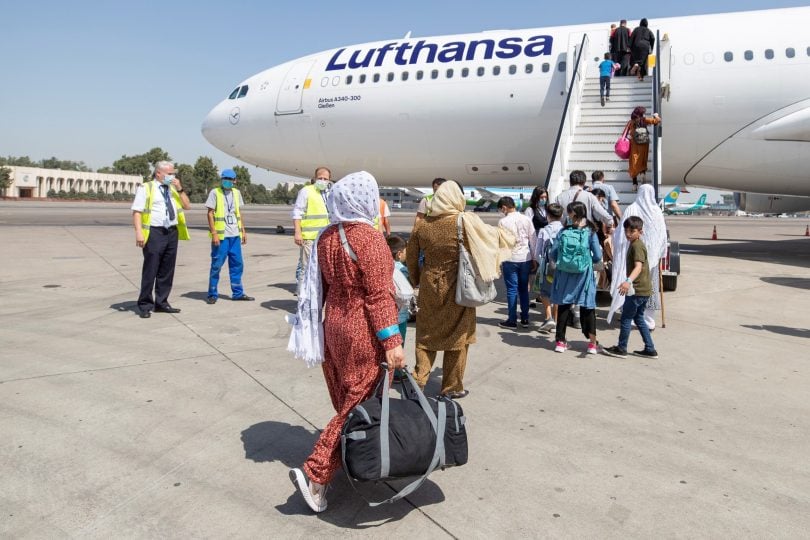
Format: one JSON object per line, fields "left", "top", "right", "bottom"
{"left": 292, "top": 166, "right": 332, "bottom": 293}
{"left": 131, "top": 161, "right": 191, "bottom": 318}
{"left": 205, "top": 169, "right": 255, "bottom": 304}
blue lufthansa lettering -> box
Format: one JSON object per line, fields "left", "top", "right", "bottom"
{"left": 495, "top": 37, "right": 523, "bottom": 59}
{"left": 325, "top": 35, "right": 554, "bottom": 71}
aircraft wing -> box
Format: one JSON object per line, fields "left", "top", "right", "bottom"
{"left": 475, "top": 187, "right": 503, "bottom": 203}
{"left": 400, "top": 187, "right": 428, "bottom": 199}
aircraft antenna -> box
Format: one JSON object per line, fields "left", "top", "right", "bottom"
{"left": 403, "top": 31, "right": 412, "bottom": 39}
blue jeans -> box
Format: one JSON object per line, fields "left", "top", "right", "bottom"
{"left": 208, "top": 236, "right": 245, "bottom": 299}
{"left": 502, "top": 261, "right": 531, "bottom": 323}
{"left": 618, "top": 295, "right": 655, "bottom": 352}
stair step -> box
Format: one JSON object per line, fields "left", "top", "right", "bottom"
{"left": 576, "top": 126, "right": 631, "bottom": 135}
{"left": 578, "top": 114, "right": 637, "bottom": 123}
{"left": 571, "top": 136, "right": 624, "bottom": 144}
{"left": 570, "top": 150, "right": 648, "bottom": 161}
{"left": 567, "top": 160, "right": 650, "bottom": 171}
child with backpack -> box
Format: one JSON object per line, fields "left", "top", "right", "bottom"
{"left": 535, "top": 203, "right": 564, "bottom": 333}
{"left": 603, "top": 216, "right": 658, "bottom": 359}
{"left": 549, "top": 201, "right": 602, "bottom": 353}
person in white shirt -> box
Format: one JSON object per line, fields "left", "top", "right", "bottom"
{"left": 131, "top": 161, "right": 191, "bottom": 318}
{"left": 497, "top": 197, "right": 537, "bottom": 329}
{"left": 556, "top": 170, "right": 614, "bottom": 231}
{"left": 590, "top": 170, "right": 622, "bottom": 222}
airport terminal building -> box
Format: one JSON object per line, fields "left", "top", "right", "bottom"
{"left": 1, "top": 166, "right": 143, "bottom": 199}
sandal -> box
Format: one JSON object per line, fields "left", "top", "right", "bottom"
{"left": 442, "top": 389, "right": 470, "bottom": 399}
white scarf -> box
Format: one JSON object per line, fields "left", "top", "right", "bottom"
{"left": 286, "top": 172, "right": 380, "bottom": 366}
{"left": 607, "top": 185, "right": 669, "bottom": 323}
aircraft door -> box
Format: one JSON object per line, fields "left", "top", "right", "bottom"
{"left": 276, "top": 60, "right": 315, "bottom": 115}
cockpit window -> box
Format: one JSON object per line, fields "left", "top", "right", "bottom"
{"left": 228, "top": 87, "right": 240, "bottom": 99}
{"left": 238, "top": 85, "right": 249, "bottom": 98}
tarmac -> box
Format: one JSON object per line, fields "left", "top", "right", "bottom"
{"left": 1, "top": 201, "right": 809, "bottom": 538}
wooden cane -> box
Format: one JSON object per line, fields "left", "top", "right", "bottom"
{"left": 658, "top": 265, "right": 666, "bottom": 329}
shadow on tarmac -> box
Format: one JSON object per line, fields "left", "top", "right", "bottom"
{"left": 241, "top": 420, "right": 446, "bottom": 526}
{"left": 761, "top": 276, "right": 810, "bottom": 290}
{"left": 110, "top": 300, "right": 139, "bottom": 313}
{"left": 740, "top": 324, "right": 810, "bottom": 339}
{"left": 261, "top": 299, "right": 298, "bottom": 312}
{"left": 681, "top": 238, "right": 809, "bottom": 267}
{"left": 268, "top": 282, "right": 297, "bottom": 294}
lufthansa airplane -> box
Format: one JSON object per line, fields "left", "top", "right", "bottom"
{"left": 202, "top": 7, "right": 810, "bottom": 213}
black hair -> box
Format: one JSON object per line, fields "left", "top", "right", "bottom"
{"left": 569, "top": 170, "right": 587, "bottom": 186}
{"left": 386, "top": 235, "right": 407, "bottom": 258}
{"left": 497, "top": 196, "right": 515, "bottom": 209}
{"left": 546, "top": 202, "right": 563, "bottom": 219}
{"left": 624, "top": 216, "right": 644, "bottom": 231}
{"left": 567, "top": 201, "right": 597, "bottom": 231}
{"left": 591, "top": 188, "right": 606, "bottom": 199}
{"left": 640, "top": 18, "right": 649, "bottom": 27}
{"left": 604, "top": 52, "right": 611, "bottom": 60}
{"left": 528, "top": 185, "right": 548, "bottom": 212}
{"left": 591, "top": 170, "right": 604, "bottom": 182}
{"left": 432, "top": 177, "right": 447, "bottom": 189}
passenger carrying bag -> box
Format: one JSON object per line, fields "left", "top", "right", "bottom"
{"left": 455, "top": 214, "right": 497, "bottom": 307}
{"left": 614, "top": 122, "right": 631, "bottom": 159}
{"left": 341, "top": 364, "right": 468, "bottom": 506}
{"left": 556, "top": 227, "right": 592, "bottom": 273}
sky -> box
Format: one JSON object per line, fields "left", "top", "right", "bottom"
{"left": 1, "top": 0, "right": 805, "bottom": 191}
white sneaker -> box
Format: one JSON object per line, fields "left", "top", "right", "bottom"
{"left": 587, "top": 342, "right": 599, "bottom": 355}
{"left": 289, "top": 468, "right": 327, "bottom": 513}
{"left": 554, "top": 341, "right": 568, "bottom": 353}
{"left": 538, "top": 319, "right": 556, "bottom": 333}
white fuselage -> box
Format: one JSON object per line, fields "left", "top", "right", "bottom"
{"left": 202, "top": 7, "right": 810, "bottom": 196}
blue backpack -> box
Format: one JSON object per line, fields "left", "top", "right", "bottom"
{"left": 556, "top": 227, "right": 592, "bottom": 273}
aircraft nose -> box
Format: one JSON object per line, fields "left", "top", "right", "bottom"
{"left": 201, "top": 100, "right": 240, "bottom": 153}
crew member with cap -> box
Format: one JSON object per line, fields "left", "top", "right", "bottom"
{"left": 131, "top": 160, "right": 191, "bottom": 318}
{"left": 292, "top": 166, "right": 332, "bottom": 294}
{"left": 205, "top": 168, "right": 255, "bottom": 303}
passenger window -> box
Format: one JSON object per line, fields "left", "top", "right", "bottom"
{"left": 238, "top": 85, "right": 249, "bottom": 98}
{"left": 765, "top": 49, "right": 774, "bottom": 60}
{"left": 461, "top": 67, "right": 469, "bottom": 78}
{"left": 359, "top": 74, "right": 366, "bottom": 84}
{"left": 320, "top": 77, "right": 329, "bottom": 87}
{"left": 401, "top": 71, "right": 409, "bottom": 81}
{"left": 723, "top": 51, "right": 733, "bottom": 62}
{"left": 387, "top": 72, "right": 394, "bottom": 82}
{"left": 346, "top": 75, "right": 353, "bottom": 85}
{"left": 493, "top": 66, "right": 501, "bottom": 75}
{"left": 786, "top": 47, "right": 795, "bottom": 58}
{"left": 431, "top": 69, "right": 439, "bottom": 79}
{"left": 509, "top": 64, "right": 517, "bottom": 75}
{"left": 416, "top": 70, "right": 424, "bottom": 80}
{"left": 703, "top": 52, "right": 714, "bottom": 64}
{"left": 557, "top": 61, "right": 566, "bottom": 72}
{"left": 525, "top": 64, "right": 534, "bottom": 74}
{"left": 541, "top": 63, "right": 550, "bottom": 73}
{"left": 373, "top": 73, "right": 380, "bottom": 82}
{"left": 331, "top": 76, "right": 339, "bottom": 86}
{"left": 744, "top": 50, "right": 753, "bottom": 61}
{"left": 446, "top": 68, "right": 454, "bottom": 78}
{"left": 477, "top": 66, "right": 485, "bottom": 76}
{"left": 806, "top": 47, "right": 810, "bottom": 57}
{"left": 228, "top": 87, "right": 240, "bottom": 99}
{"left": 684, "top": 53, "right": 695, "bottom": 65}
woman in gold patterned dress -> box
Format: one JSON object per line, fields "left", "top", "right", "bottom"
{"left": 406, "top": 180, "right": 514, "bottom": 398}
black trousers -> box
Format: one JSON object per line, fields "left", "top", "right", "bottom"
{"left": 613, "top": 51, "right": 630, "bottom": 76}
{"left": 555, "top": 304, "right": 596, "bottom": 342}
{"left": 138, "top": 226, "right": 178, "bottom": 312}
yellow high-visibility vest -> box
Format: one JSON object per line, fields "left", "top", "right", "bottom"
{"left": 300, "top": 184, "right": 329, "bottom": 240}
{"left": 209, "top": 187, "right": 242, "bottom": 240}
{"left": 141, "top": 181, "right": 190, "bottom": 244}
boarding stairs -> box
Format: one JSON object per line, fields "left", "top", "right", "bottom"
{"left": 569, "top": 75, "right": 654, "bottom": 207}
{"left": 546, "top": 31, "right": 666, "bottom": 212}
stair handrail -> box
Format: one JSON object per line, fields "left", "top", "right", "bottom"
{"left": 652, "top": 30, "right": 662, "bottom": 200}
{"left": 544, "top": 33, "right": 589, "bottom": 192}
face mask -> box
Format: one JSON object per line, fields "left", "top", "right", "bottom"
{"left": 314, "top": 180, "right": 330, "bottom": 191}
{"left": 162, "top": 174, "right": 174, "bottom": 186}
{"left": 538, "top": 199, "right": 547, "bottom": 207}
{"left": 222, "top": 180, "right": 234, "bottom": 189}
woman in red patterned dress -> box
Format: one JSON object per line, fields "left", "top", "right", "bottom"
{"left": 289, "top": 171, "right": 405, "bottom": 513}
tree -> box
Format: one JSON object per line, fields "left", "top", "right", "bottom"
{"left": 193, "top": 156, "right": 219, "bottom": 194}
{"left": 0, "top": 166, "right": 10, "bottom": 196}
{"left": 112, "top": 154, "right": 151, "bottom": 177}
{"left": 144, "top": 147, "right": 171, "bottom": 168}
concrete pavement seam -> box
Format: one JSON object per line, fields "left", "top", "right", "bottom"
{"left": 63, "top": 226, "right": 140, "bottom": 290}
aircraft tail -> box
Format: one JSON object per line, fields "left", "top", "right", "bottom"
{"left": 695, "top": 194, "right": 707, "bottom": 207}
{"left": 663, "top": 186, "right": 681, "bottom": 205}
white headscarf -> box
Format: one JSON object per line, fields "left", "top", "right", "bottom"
{"left": 327, "top": 171, "right": 380, "bottom": 225}
{"left": 607, "top": 184, "right": 668, "bottom": 323}
{"left": 287, "top": 171, "right": 380, "bottom": 366}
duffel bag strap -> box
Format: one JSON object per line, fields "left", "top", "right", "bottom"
{"left": 342, "top": 366, "right": 447, "bottom": 507}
